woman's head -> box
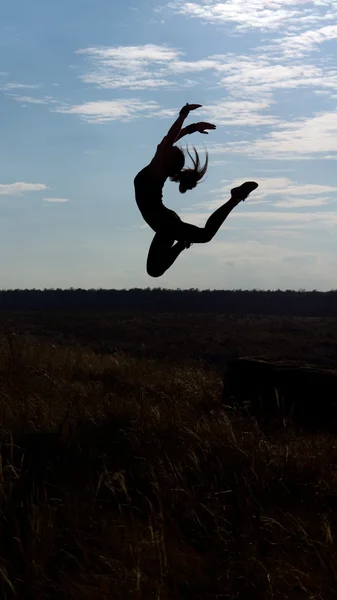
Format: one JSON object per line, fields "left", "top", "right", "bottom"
{"left": 169, "top": 146, "right": 208, "bottom": 194}
{"left": 166, "top": 146, "right": 185, "bottom": 177}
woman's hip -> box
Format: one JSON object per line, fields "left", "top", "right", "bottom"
{"left": 146, "top": 207, "right": 182, "bottom": 233}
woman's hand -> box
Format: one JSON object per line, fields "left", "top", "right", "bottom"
{"left": 195, "top": 122, "right": 216, "bottom": 134}
{"left": 179, "top": 103, "right": 202, "bottom": 117}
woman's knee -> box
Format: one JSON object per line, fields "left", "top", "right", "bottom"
{"left": 202, "top": 227, "right": 213, "bottom": 243}
{"left": 191, "top": 230, "right": 213, "bottom": 244}
{"left": 147, "top": 268, "right": 163, "bottom": 278}
{"left": 178, "top": 223, "right": 212, "bottom": 244}
{"left": 146, "top": 261, "right": 165, "bottom": 278}
{"left": 196, "top": 232, "right": 212, "bottom": 243}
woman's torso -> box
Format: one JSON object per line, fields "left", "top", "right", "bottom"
{"left": 134, "top": 164, "right": 168, "bottom": 229}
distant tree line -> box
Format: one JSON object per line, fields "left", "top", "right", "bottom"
{"left": 0, "top": 288, "right": 337, "bottom": 316}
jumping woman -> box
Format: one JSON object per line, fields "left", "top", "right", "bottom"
{"left": 134, "top": 103, "right": 258, "bottom": 277}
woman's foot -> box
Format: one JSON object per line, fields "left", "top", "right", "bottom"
{"left": 231, "top": 181, "right": 258, "bottom": 202}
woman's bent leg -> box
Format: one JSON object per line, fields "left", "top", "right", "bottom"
{"left": 145, "top": 182, "right": 258, "bottom": 277}
{"left": 146, "top": 233, "right": 186, "bottom": 278}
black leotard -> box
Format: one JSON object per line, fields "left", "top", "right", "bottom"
{"left": 134, "top": 165, "right": 180, "bottom": 233}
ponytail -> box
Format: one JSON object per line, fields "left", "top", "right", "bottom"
{"left": 170, "top": 145, "right": 208, "bottom": 188}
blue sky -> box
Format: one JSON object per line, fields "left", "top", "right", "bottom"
{"left": 1, "top": 0, "right": 337, "bottom": 290}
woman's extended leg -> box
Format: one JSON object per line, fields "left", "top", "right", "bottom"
{"left": 177, "top": 181, "right": 258, "bottom": 244}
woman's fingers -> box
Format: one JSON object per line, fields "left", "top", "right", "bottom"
{"left": 180, "top": 103, "right": 202, "bottom": 116}
{"left": 198, "top": 122, "right": 216, "bottom": 130}
{"left": 188, "top": 104, "right": 202, "bottom": 111}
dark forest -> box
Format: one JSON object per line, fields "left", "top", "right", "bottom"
{"left": 1, "top": 288, "right": 337, "bottom": 316}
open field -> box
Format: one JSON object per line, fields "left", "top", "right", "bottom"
{"left": 1, "top": 313, "right": 337, "bottom": 598}
{"left": 2, "top": 311, "right": 337, "bottom": 369}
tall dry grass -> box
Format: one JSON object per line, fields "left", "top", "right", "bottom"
{"left": 0, "top": 335, "right": 336, "bottom": 599}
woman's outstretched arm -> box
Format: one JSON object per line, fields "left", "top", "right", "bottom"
{"left": 150, "top": 104, "right": 202, "bottom": 176}
{"left": 175, "top": 121, "right": 216, "bottom": 142}
{"left": 158, "top": 104, "right": 202, "bottom": 151}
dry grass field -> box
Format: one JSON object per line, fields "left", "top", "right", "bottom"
{"left": 0, "top": 313, "right": 337, "bottom": 599}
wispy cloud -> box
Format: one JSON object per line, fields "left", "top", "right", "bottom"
{"left": 43, "top": 197, "right": 70, "bottom": 203}
{"left": 278, "top": 24, "right": 337, "bottom": 57}
{"left": 76, "top": 44, "right": 182, "bottom": 90}
{"left": 54, "top": 98, "right": 176, "bottom": 123}
{"left": 2, "top": 82, "right": 41, "bottom": 90}
{"left": 74, "top": 43, "right": 337, "bottom": 98}
{"left": 207, "top": 111, "right": 337, "bottom": 160}
{"left": 273, "top": 197, "right": 331, "bottom": 208}
{"left": 243, "top": 177, "right": 337, "bottom": 199}
{"left": 0, "top": 80, "right": 50, "bottom": 107}
{"left": 0, "top": 182, "right": 47, "bottom": 196}
{"left": 64, "top": 17, "right": 337, "bottom": 141}
{"left": 201, "top": 177, "right": 337, "bottom": 208}
{"left": 199, "top": 99, "right": 279, "bottom": 126}
{"left": 235, "top": 211, "right": 337, "bottom": 227}
{"left": 179, "top": 176, "right": 337, "bottom": 239}
{"left": 179, "top": 209, "right": 337, "bottom": 231}
{"left": 11, "top": 95, "right": 46, "bottom": 104}
{"left": 212, "top": 56, "right": 337, "bottom": 98}
{"left": 251, "top": 111, "right": 337, "bottom": 159}
{"left": 166, "top": 1, "right": 337, "bottom": 33}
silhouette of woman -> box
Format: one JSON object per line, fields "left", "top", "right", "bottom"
{"left": 134, "top": 103, "right": 258, "bottom": 277}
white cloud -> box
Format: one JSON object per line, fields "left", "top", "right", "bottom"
{"left": 43, "top": 197, "right": 70, "bottom": 203}
{"left": 214, "top": 56, "right": 337, "bottom": 97}
{"left": 73, "top": 44, "right": 337, "bottom": 98}
{"left": 0, "top": 79, "right": 56, "bottom": 107}
{"left": 77, "top": 44, "right": 179, "bottom": 63}
{"left": 166, "top": 0, "right": 299, "bottom": 30}
{"left": 178, "top": 176, "right": 337, "bottom": 240}
{"left": 199, "top": 99, "right": 279, "bottom": 126}
{"left": 54, "top": 99, "right": 176, "bottom": 123}
{"left": 52, "top": 14, "right": 337, "bottom": 173}
{"left": 279, "top": 24, "right": 337, "bottom": 57}
{"left": 207, "top": 111, "right": 337, "bottom": 159}
{"left": 178, "top": 210, "right": 337, "bottom": 235}
{"left": 202, "top": 178, "right": 337, "bottom": 209}
{"left": 166, "top": 1, "right": 337, "bottom": 33}
{"left": 2, "top": 82, "right": 41, "bottom": 90}
{"left": 273, "top": 197, "right": 331, "bottom": 208}
{"left": 243, "top": 177, "right": 337, "bottom": 199}
{"left": 76, "top": 44, "right": 182, "bottom": 90}
{"left": 61, "top": 95, "right": 276, "bottom": 128}
{"left": 250, "top": 111, "right": 337, "bottom": 158}
{"left": 12, "top": 95, "right": 46, "bottom": 104}
{"left": 43, "top": 95, "right": 58, "bottom": 104}
{"left": 167, "top": 58, "right": 221, "bottom": 74}
{"left": 0, "top": 182, "right": 47, "bottom": 196}
{"left": 235, "top": 211, "right": 337, "bottom": 226}
{"left": 157, "top": 1, "right": 337, "bottom": 111}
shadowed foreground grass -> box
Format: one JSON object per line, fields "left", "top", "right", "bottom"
{"left": 0, "top": 336, "right": 337, "bottom": 599}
